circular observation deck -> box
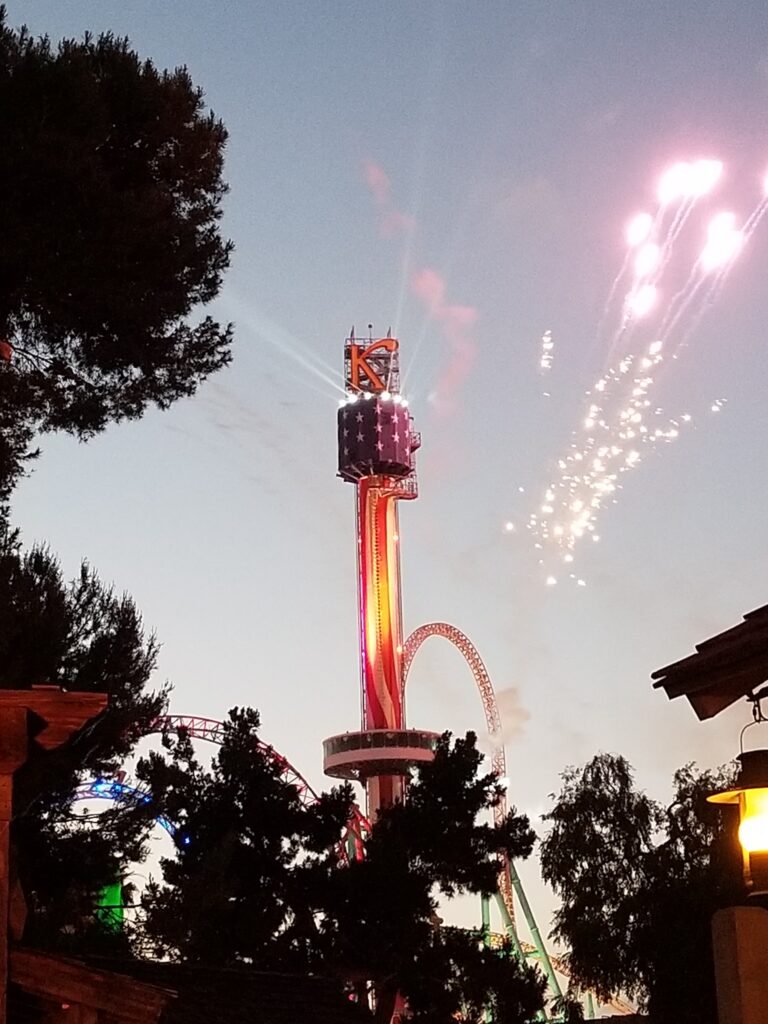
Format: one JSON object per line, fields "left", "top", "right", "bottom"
{"left": 323, "top": 729, "right": 440, "bottom": 780}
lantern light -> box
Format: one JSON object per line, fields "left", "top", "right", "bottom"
{"left": 709, "top": 747, "right": 768, "bottom": 894}
{"left": 739, "top": 788, "right": 768, "bottom": 853}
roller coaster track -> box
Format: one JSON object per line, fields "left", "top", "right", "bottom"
{"left": 148, "top": 715, "right": 318, "bottom": 806}
{"left": 402, "top": 624, "right": 518, "bottom": 926}
{"left": 402, "top": 623, "right": 635, "bottom": 1018}
{"left": 76, "top": 715, "right": 370, "bottom": 853}
{"left": 75, "top": 707, "right": 631, "bottom": 1014}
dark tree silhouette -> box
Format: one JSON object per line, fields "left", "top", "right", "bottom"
{"left": 137, "top": 707, "right": 354, "bottom": 968}
{"left": 0, "top": 7, "right": 233, "bottom": 501}
{"left": 540, "top": 753, "right": 742, "bottom": 1024}
{"left": 0, "top": 526, "right": 167, "bottom": 952}
{"left": 141, "top": 722, "right": 547, "bottom": 1022}
{"left": 324, "top": 732, "right": 546, "bottom": 1023}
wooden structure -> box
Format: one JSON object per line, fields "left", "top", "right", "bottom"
{"left": 651, "top": 604, "right": 768, "bottom": 720}
{"left": 9, "top": 949, "right": 172, "bottom": 1024}
{"left": 711, "top": 906, "right": 768, "bottom": 1024}
{"left": 74, "top": 960, "right": 372, "bottom": 1024}
{"left": 653, "top": 607, "right": 768, "bottom": 1024}
{"left": 0, "top": 687, "right": 108, "bottom": 1024}
{"left": 0, "top": 686, "right": 371, "bottom": 1024}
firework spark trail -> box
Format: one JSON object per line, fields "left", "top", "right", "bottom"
{"left": 597, "top": 248, "right": 633, "bottom": 342}
{"left": 513, "top": 157, "right": 768, "bottom": 585}
{"left": 742, "top": 194, "right": 768, "bottom": 240}
{"left": 680, "top": 195, "right": 768, "bottom": 344}
{"left": 539, "top": 329, "right": 554, "bottom": 372}
{"left": 523, "top": 338, "right": 695, "bottom": 584}
{"left": 604, "top": 279, "right": 657, "bottom": 367}
{"left": 673, "top": 248, "right": 752, "bottom": 357}
{"left": 602, "top": 206, "right": 686, "bottom": 366}
{"left": 658, "top": 268, "right": 706, "bottom": 342}
{"left": 600, "top": 213, "right": 657, "bottom": 363}
{"left": 663, "top": 208, "right": 751, "bottom": 349}
{"left": 662, "top": 196, "right": 696, "bottom": 256}
{"left": 655, "top": 161, "right": 723, "bottom": 277}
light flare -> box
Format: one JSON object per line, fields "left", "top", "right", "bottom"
{"left": 634, "top": 242, "right": 661, "bottom": 278}
{"left": 627, "top": 283, "right": 658, "bottom": 318}
{"left": 688, "top": 159, "right": 723, "bottom": 196}
{"left": 626, "top": 212, "right": 654, "bottom": 247}
{"left": 700, "top": 212, "right": 743, "bottom": 271}
{"left": 658, "top": 161, "right": 692, "bottom": 205}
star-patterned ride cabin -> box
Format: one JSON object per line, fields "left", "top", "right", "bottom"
{"left": 337, "top": 330, "right": 420, "bottom": 483}
{"left": 337, "top": 395, "right": 418, "bottom": 482}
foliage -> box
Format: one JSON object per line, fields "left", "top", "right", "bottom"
{"left": 137, "top": 707, "right": 354, "bottom": 968}
{"left": 322, "top": 732, "right": 544, "bottom": 1024}
{"left": 137, "top": 726, "right": 547, "bottom": 1022}
{"left": 323, "top": 731, "right": 548, "bottom": 1022}
{"left": 540, "top": 752, "right": 742, "bottom": 1023}
{"left": 398, "top": 927, "right": 546, "bottom": 1024}
{"left": 0, "top": 526, "right": 167, "bottom": 951}
{"left": 137, "top": 724, "right": 548, "bottom": 1019}
{"left": 0, "top": 6, "right": 233, "bottom": 500}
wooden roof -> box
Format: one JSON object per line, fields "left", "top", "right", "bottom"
{"left": 84, "top": 959, "right": 372, "bottom": 1024}
{"left": 10, "top": 951, "right": 373, "bottom": 1024}
{"left": 9, "top": 948, "right": 173, "bottom": 1024}
{"left": 651, "top": 604, "right": 768, "bottom": 720}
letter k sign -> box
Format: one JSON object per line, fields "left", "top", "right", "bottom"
{"left": 349, "top": 340, "right": 398, "bottom": 392}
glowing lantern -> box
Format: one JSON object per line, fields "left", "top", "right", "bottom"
{"left": 708, "top": 748, "right": 768, "bottom": 894}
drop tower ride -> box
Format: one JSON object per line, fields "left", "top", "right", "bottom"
{"left": 322, "top": 329, "right": 439, "bottom": 816}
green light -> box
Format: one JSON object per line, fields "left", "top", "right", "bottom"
{"left": 95, "top": 881, "right": 124, "bottom": 933}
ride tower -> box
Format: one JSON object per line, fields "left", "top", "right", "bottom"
{"left": 322, "top": 328, "right": 439, "bottom": 817}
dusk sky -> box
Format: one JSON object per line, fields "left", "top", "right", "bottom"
{"left": 9, "top": 0, "right": 768, "bottom": 948}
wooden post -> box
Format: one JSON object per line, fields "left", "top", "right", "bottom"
{"left": 0, "top": 773, "right": 11, "bottom": 1024}
{"left": 0, "top": 690, "right": 107, "bottom": 1024}
{"left": 712, "top": 905, "right": 768, "bottom": 1024}
{"left": 0, "top": 707, "right": 32, "bottom": 1024}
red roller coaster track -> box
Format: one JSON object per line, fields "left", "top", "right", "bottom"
{"left": 147, "top": 715, "right": 318, "bottom": 807}
{"left": 145, "top": 715, "right": 370, "bottom": 849}
{"left": 402, "top": 623, "right": 514, "bottom": 914}
{"left": 402, "top": 623, "right": 635, "bottom": 1017}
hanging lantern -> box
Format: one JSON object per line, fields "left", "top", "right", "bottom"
{"left": 708, "top": 748, "right": 768, "bottom": 895}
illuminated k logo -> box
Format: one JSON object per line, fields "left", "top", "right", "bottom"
{"left": 348, "top": 339, "right": 398, "bottom": 392}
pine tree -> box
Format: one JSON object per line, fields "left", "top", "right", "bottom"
{"left": 140, "top": 724, "right": 547, "bottom": 1023}
{"left": 323, "top": 732, "right": 546, "bottom": 1023}
{"left": 0, "top": 7, "right": 233, "bottom": 501}
{"left": 137, "top": 707, "right": 354, "bottom": 968}
{"left": 0, "top": 527, "right": 166, "bottom": 952}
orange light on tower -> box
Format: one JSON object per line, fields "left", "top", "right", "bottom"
{"left": 324, "top": 327, "right": 436, "bottom": 819}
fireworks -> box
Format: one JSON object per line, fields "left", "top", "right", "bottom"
{"left": 626, "top": 212, "right": 654, "bottom": 247}
{"left": 700, "top": 211, "right": 743, "bottom": 271}
{"left": 626, "top": 283, "right": 658, "bottom": 318}
{"left": 512, "top": 158, "right": 765, "bottom": 585}
{"left": 539, "top": 329, "right": 554, "bottom": 372}
{"left": 525, "top": 336, "right": 689, "bottom": 569}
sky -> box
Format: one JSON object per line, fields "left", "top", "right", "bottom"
{"left": 8, "top": 0, "right": 768, "bottom": 965}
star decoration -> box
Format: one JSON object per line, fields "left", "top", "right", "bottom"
{"left": 357, "top": 432, "right": 364, "bottom": 442}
